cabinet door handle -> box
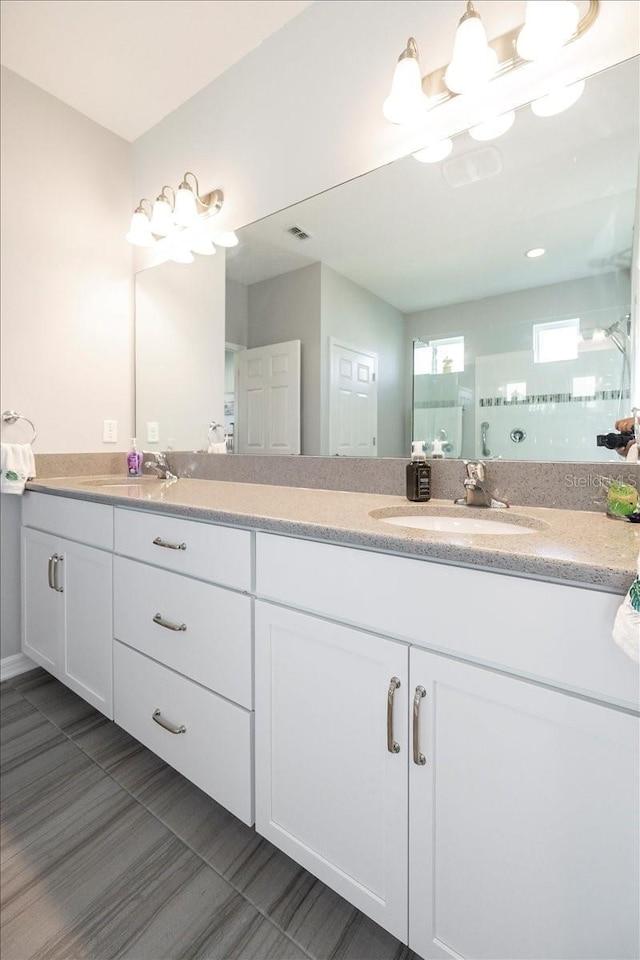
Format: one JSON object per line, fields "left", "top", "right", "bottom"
{"left": 153, "top": 536, "right": 186, "bottom": 551}
{"left": 153, "top": 613, "right": 187, "bottom": 632}
{"left": 413, "top": 686, "right": 427, "bottom": 766}
{"left": 53, "top": 554, "right": 64, "bottom": 593}
{"left": 152, "top": 708, "right": 186, "bottom": 735}
{"left": 387, "top": 677, "right": 401, "bottom": 754}
{"left": 47, "top": 554, "right": 57, "bottom": 590}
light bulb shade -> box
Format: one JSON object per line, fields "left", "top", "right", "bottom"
{"left": 149, "top": 196, "right": 174, "bottom": 236}
{"left": 174, "top": 184, "right": 199, "bottom": 226}
{"left": 516, "top": 1, "right": 580, "bottom": 61}
{"left": 211, "top": 230, "right": 239, "bottom": 248}
{"left": 444, "top": 12, "right": 498, "bottom": 94}
{"left": 412, "top": 139, "right": 453, "bottom": 163}
{"left": 531, "top": 79, "right": 585, "bottom": 117}
{"left": 469, "top": 109, "right": 515, "bottom": 141}
{"left": 383, "top": 46, "right": 428, "bottom": 125}
{"left": 169, "top": 245, "right": 195, "bottom": 264}
{"left": 188, "top": 234, "right": 217, "bottom": 256}
{"left": 126, "top": 210, "right": 154, "bottom": 247}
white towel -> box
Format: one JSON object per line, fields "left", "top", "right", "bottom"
{"left": 1, "top": 442, "right": 36, "bottom": 495}
{"left": 613, "top": 551, "right": 640, "bottom": 664}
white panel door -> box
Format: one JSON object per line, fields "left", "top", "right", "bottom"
{"left": 237, "top": 340, "right": 300, "bottom": 454}
{"left": 409, "top": 646, "right": 640, "bottom": 960}
{"left": 255, "top": 601, "right": 409, "bottom": 941}
{"left": 329, "top": 340, "right": 377, "bottom": 456}
{"left": 22, "top": 528, "right": 63, "bottom": 677}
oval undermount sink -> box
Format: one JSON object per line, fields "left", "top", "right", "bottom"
{"left": 370, "top": 507, "right": 545, "bottom": 536}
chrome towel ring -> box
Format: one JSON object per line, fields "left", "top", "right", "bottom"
{"left": 2, "top": 410, "right": 37, "bottom": 444}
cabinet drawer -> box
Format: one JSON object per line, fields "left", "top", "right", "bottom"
{"left": 114, "top": 642, "right": 253, "bottom": 825}
{"left": 114, "top": 557, "right": 252, "bottom": 708}
{"left": 256, "top": 533, "right": 638, "bottom": 712}
{"left": 114, "top": 508, "right": 251, "bottom": 590}
{"left": 23, "top": 492, "right": 113, "bottom": 549}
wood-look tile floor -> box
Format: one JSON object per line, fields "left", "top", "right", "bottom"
{"left": 1, "top": 670, "right": 417, "bottom": 960}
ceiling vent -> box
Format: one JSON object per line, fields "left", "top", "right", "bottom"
{"left": 287, "top": 225, "right": 312, "bottom": 240}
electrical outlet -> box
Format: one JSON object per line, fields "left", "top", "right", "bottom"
{"left": 146, "top": 421, "right": 159, "bottom": 443}
{"left": 103, "top": 419, "right": 118, "bottom": 443}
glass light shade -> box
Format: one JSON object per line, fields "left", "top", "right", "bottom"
{"left": 149, "top": 196, "right": 174, "bottom": 236}
{"left": 383, "top": 55, "right": 428, "bottom": 125}
{"left": 412, "top": 139, "right": 453, "bottom": 163}
{"left": 188, "top": 234, "right": 217, "bottom": 256}
{"left": 469, "top": 110, "right": 515, "bottom": 141}
{"left": 174, "top": 184, "right": 199, "bottom": 226}
{"left": 531, "top": 79, "right": 585, "bottom": 117}
{"left": 444, "top": 14, "right": 498, "bottom": 94}
{"left": 169, "top": 245, "right": 195, "bottom": 264}
{"left": 125, "top": 210, "right": 154, "bottom": 247}
{"left": 211, "top": 230, "right": 239, "bottom": 248}
{"left": 516, "top": 1, "right": 580, "bottom": 61}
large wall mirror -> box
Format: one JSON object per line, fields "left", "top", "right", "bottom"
{"left": 135, "top": 56, "right": 638, "bottom": 463}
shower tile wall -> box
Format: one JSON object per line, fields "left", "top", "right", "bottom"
{"left": 475, "top": 346, "right": 628, "bottom": 462}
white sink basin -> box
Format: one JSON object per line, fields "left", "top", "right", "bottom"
{"left": 373, "top": 511, "right": 540, "bottom": 536}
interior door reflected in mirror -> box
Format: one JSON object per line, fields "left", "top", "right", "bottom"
{"left": 135, "top": 57, "right": 638, "bottom": 463}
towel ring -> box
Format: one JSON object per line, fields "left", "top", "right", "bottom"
{"left": 2, "top": 410, "right": 37, "bottom": 444}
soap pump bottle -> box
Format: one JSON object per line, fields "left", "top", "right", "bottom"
{"left": 127, "top": 438, "right": 142, "bottom": 477}
{"left": 431, "top": 438, "right": 445, "bottom": 459}
{"left": 406, "top": 441, "right": 431, "bottom": 502}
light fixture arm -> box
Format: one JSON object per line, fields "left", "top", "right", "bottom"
{"left": 398, "top": 37, "right": 419, "bottom": 63}
{"left": 156, "top": 184, "right": 176, "bottom": 207}
{"left": 136, "top": 198, "right": 153, "bottom": 216}
{"left": 179, "top": 173, "right": 224, "bottom": 215}
{"left": 420, "top": 0, "right": 599, "bottom": 104}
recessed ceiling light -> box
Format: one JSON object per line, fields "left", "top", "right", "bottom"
{"left": 525, "top": 247, "right": 546, "bottom": 259}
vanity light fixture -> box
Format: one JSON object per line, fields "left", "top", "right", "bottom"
{"left": 126, "top": 172, "right": 233, "bottom": 261}
{"left": 412, "top": 138, "right": 454, "bottom": 163}
{"left": 384, "top": 1, "right": 598, "bottom": 141}
{"left": 525, "top": 247, "right": 546, "bottom": 258}
{"left": 531, "top": 78, "right": 585, "bottom": 116}
{"left": 468, "top": 109, "right": 515, "bottom": 141}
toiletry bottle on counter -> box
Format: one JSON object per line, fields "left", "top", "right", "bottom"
{"left": 127, "top": 438, "right": 142, "bottom": 477}
{"left": 431, "top": 438, "right": 445, "bottom": 459}
{"left": 406, "top": 441, "right": 431, "bottom": 502}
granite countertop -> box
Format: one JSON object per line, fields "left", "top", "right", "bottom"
{"left": 26, "top": 475, "right": 639, "bottom": 593}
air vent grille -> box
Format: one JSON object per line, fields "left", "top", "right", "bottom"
{"left": 287, "top": 225, "right": 312, "bottom": 240}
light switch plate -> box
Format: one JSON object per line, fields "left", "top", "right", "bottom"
{"left": 103, "top": 419, "right": 118, "bottom": 443}
{"left": 146, "top": 421, "right": 159, "bottom": 443}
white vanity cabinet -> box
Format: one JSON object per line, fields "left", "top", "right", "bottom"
{"left": 254, "top": 601, "right": 410, "bottom": 940}
{"left": 21, "top": 493, "right": 114, "bottom": 717}
{"left": 112, "top": 508, "right": 254, "bottom": 825}
{"left": 255, "top": 532, "right": 640, "bottom": 960}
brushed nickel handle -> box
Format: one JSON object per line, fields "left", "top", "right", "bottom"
{"left": 413, "top": 686, "right": 427, "bottom": 766}
{"left": 53, "top": 554, "right": 64, "bottom": 593}
{"left": 387, "top": 677, "right": 401, "bottom": 754}
{"left": 152, "top": 708, "right": 186, "bottom": 735}
{"left": 153, "top": 613, "right": 187, "bottom": 632}
{"left": 47, "top": 554, "right": 56, "bottom": 590}
{"left": 153, "top": 536, "right": 186, "bottom": 551}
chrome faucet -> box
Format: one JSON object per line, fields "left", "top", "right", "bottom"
{"left": 143, "top": 451, "right": 177, "bottom": 482}
{"left": 454, "top": 460, "right": 509, "bottom": 509}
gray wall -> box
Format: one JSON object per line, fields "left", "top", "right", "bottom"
{"left": 321, "top": 264, "right": 406, "bottom": 456}
{"left": 226, "top": 277, "right": 249, "bottom": 347}
{"left": 247, "top": 264, "right": 322, "bottom": 454}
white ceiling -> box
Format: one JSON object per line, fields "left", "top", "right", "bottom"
{"left": 0, "top": 0, "right": 313, "bottom": 141}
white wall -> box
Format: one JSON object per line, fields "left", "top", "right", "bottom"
{"left": 135, "top": 253, "right": 226, "bottom": 452}
{"left": 0, "top": 68, "right": 132, "bottom": 659}
{"left": 0, "top": 67, "right": 132, "bottom": 453}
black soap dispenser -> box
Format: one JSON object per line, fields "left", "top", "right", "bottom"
{"left": 406, "top": 441, "right": 431, "bottom": 502}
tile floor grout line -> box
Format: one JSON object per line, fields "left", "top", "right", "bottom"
{"left": 5, "top": 679, "right": 318, "bottom": 960}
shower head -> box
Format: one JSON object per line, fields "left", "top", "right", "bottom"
{"left": 604, "top": 314, "right": 631, "bottom": 339}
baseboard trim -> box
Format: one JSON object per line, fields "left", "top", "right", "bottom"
{"left": 1, "top": 652, "right": 36, "bottom": 682}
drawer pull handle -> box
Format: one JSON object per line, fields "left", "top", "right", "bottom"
{"left": 47, "top": 554, "right": 57, "bottom": 590}
{"left": 413, "top": 686, "right": 427, "bottom": 766}
{"left": 152, "top": 708, "right": 186, "bottom": 735}
{"left": 53, "top": 554, "right": 64, "bottom": 593}
{"left": 153, "top": 613, "right": 187, "bottom": 632}
{"left": 153, "top": 536, "right": 186, "bottom": 551}
{"left": 387, "top": 677, "right": 401, "bottom": 754}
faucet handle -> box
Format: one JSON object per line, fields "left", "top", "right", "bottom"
{"left": 463, "top": 460, "right": 485, "bottom": 481}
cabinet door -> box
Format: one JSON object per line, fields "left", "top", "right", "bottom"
{"left": 409, "top": 647, "right": 639, "bottom": 960}
{"left": 255, "top": 602, "right": 409, "bottom": 942}
{"left": 60, "top": 539, "right": 113, "bottom": 718}
{"left": 22, "top": 528, "right": 63, "bottom": 677}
